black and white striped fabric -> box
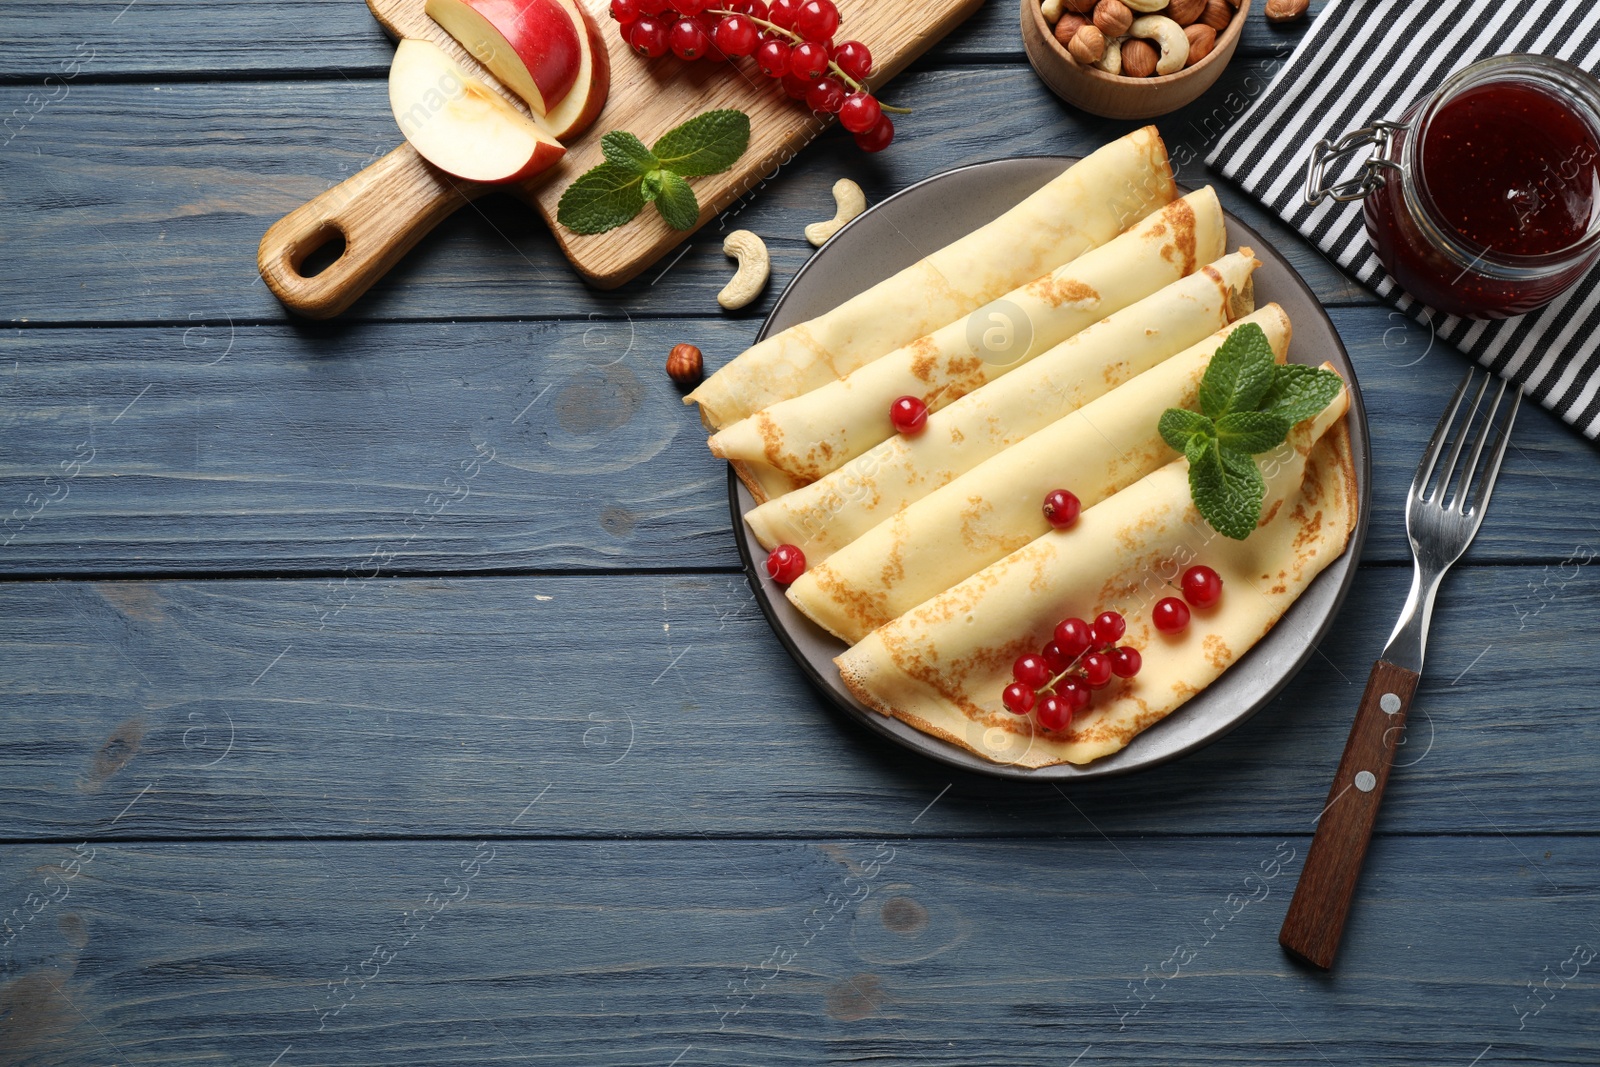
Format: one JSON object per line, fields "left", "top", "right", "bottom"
{"left": 1207, "top": 0, "right": 1600, "bottom": 439}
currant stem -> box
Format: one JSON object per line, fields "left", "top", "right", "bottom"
{"left": 705, "top": 8, "right": 911, "bottom": 113}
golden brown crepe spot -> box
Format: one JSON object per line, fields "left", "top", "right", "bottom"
{"left": 1026, "top": 277, "right": 1101, "bottom": 310}
{"left": 910, "top": 337, "right": 939, "bottom": 383}
{"left": 881, "top": 514, "right": 908, "bottom": 586}
{"left": 949, "top": 426, "right": 965, "bottom": 444}
{"left": 1260, "top": 499, "right": 1283, "bottom": 527}
{"left": 756, "top": 413, "right": 785, "bottom": 467}
{"left": 1291, "top": 503, "right": 1324, "bottom": 552}
{"left": 1103, "top": 359, "right": 1130, "bottom": 384}
{"left": 1163, "top": 196, "right": 1198, "bottom": 275}
{"left": 808, "top": 562, "right": 892, "bottom": 638}
{"left": 1203, "top": 633, "right": 1232, "bottom": 671}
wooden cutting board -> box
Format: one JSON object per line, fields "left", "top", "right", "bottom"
{"left": 257, "top": 0, "right": 985, "bottom": 318}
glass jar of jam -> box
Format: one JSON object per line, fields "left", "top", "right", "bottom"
{"left": 1306, "top": 54, "right": 1600, "bottom": 319}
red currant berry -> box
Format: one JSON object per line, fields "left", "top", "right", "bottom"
{"left": 1153, "top": 596, "right": 1191, "bottom": 635}
{"left": 793, "top": 0, "right": 840, "bottom": 40}
{"left": 769, "top": 0, "right": 801, "bottom": 28}
{"left": 1002, "top": 682, "right": 1036, "bottom": 716}
{"left": 669, "top": 0, "right": 706, "bottom": 13}
{"left": 853, "top": 112, "right": 894, "bottom": 152}
{"left": 806, "top": 75, "right": 847, "bottom": 113}
{"left": 611, "top": 0, "right": 641, "bottom": 23}
{"left": 713, "top": 14, "right": 759, "bottom": 56}
{"left": 756, "top": 37, "right": 791, "bottom": 77}
{"left": 1036, "top": 692, "right": 1071, "bottom": 730}
{"left": 745, "top": 0, "right": 769, "bottom": 16}
{"left": 1091, "top": 611, "right": 1126, "bottom": 647}
{"left": 1053, "top": 617, "right": 1093, "bottom": 660}
{"left": 780, "top": 71, "right": 811, "bottom": 99}
{"left": 789, "top": 39, "right": 830, "bottom": 79}
{"left": 639, "top": 0, "right": 670, "bottom": 11}
{"left": 838, "top": 91, "right": 882, "bottom": 134}
{"left": 766, "top": 543, "right": 806, "bottom": 584}
{"left": 669, "top": 18, "right": 709, "bottom": 58}
{"left": 889, "top": 395, "right": 928, "bottom": 434}
{"left": 629, "top": 15, "right": 670, "bottom": 56}
{"left": 1181, "top": 565, "right": 1223, "bottom": 609}
{"left": 1110, "top": 646, "right": 1142, "bottom": 678}
{"left": 1042, "top": 640, "right": 1072, "bottom": 673}
{"left": 1058, "top": 677, "right": 1092, "bottom": 714}
{"left": 1042, "top": 488, "right": 1081, "bottom": 530}
{"left": 1013, "top": 653, "right": 1052, "bottom": 690}
{"left": 833, "top": 39, "right": 872, "bottom": 79}
{"left": 1082, "top": 652, "right": 1114, "bottom": 689}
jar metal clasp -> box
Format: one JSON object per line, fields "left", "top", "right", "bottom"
{"left": 1305, "top": 120, "right": 1410, "bottom": 205}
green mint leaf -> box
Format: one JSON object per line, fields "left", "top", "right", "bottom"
{"left": 1214, "top": 410, "right": 1291, "bottom": 454}
{"left": 557, "top": 162, "right": 647, "bottom": 236}
{"left": 652, "top": 171, "right": 700, "bottom": 231}
{"left": 640, "top": 168, "right": 666, "bottom": 203}
{"left": 1260, "top": 363, "right": 1345, "bottom": 425}
{"left": 1159, "top": 407, "right": 1215, "bottom": 453}
{"left": 651, "top": 108, "right": 751, "bottom": 178}
{"left": 601, "top": 130, "right": 657, "bottom": 176}
{"left": 1188, "top": 439, "right": 1266, "bottom": 541}
{"left": 1198, "top": 322, "right": 1277, "bottom": 419}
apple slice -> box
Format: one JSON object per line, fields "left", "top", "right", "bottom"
{"left": 538, "top": 0, "right": 611, "bottom": 140}
{"left": 389, "top": 39, "right": 566, "bottom": 184}
{"left": 424, "top": 0, "right": 582, "bottom": 117}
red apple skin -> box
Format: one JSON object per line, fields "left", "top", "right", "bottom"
{"left": 539, "top": 0, "right": 611, "bottom": 140}
{"left": 426, "top": 0, "right": 582, "bottom": 115}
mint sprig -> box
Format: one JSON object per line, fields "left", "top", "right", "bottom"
{"left": 558, "top": 109, "right": 750, "bottom": 236}
{"left": 1159, "top": 322, "right": 1344, "bottom": 540}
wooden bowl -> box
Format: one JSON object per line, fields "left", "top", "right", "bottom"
{"left": 1021, "top": 0, "right": 1252, "bottom": 120}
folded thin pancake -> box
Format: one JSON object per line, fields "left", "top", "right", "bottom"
{"left": 685, "top": 127, "right": 1178, "bottom": 432}
{"left": 835, "top": 379, "right": 1355, "bottom": 768}
{"left": 791, "top": 305, "right": 1292, "bottom": 644}
{"left": 745, "top": 250, "right": 1262, "bottom": 563}
{"left": 710, "top": 188, "right": 1226, "bottom": 496}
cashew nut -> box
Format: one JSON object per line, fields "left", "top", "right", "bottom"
{"left": 718, "top": 230, "right": 770, "bottom": 310}
{"left": 1095, "top": 36, "right": 1123, "bottom": 74}
{"left": 805, "top": 179, "right": 867, "bottom": 247}
{"left": 1121, "top": 0, "right": 1169, "bottom": 10}
{"left": 1040, "top": 0, "right": 1065, "bottom": 23}
{"left": 1128, "top": 14, "right": 1189, "bottom": 74}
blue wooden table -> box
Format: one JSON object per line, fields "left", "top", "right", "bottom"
{"left": 4, "top": 2, "right": 1598, "bottom": 1063}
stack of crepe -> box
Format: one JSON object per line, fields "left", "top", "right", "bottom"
{"left": 689, "top": 128, "right": 1358, "bottom": 768}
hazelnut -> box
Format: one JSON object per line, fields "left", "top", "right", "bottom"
{"left": 1063, "top": 0, "right": 1097, "bottom": 12}
{"left": 1120, "top": 37, "right": 1158, "bottom": 78}
{"left": 1200, "top": 0, "right": 1233, "bottom": 31}
{"left": 1183, "top": 23, "right": 1216, "bottom": 65}
{"left": 1053, "top": 12, "right": 1088, "bottom": 47}
{"left": 1092, "top": 0, "right": 1132, "bottom": 39}
{"left": 1067, "top": 24, "right": 1107, "bottom": 65}
{"left": 666, "top": 343, "right": 704, "bottom": 386}
{"left": 1265, "top": 0, "right": 1309, "bottom": 22}
{"left": 1166, "top": 0, "right": 1207, "bottom": 25}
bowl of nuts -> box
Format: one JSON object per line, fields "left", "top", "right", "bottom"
{"left": 1022, "top": 0, "right": 1252, "bottom": 120}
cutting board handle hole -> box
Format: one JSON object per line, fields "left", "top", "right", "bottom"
{"left": 292, "top": 223, "right": 348, "bottom": 280}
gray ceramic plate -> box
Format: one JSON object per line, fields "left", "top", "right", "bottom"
{"left": 728, "top": 156, "right": 1372, "bottom": 781}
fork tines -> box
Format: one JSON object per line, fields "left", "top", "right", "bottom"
{"left": 1412, "top": 367, "right": 1522, "bottom": 518}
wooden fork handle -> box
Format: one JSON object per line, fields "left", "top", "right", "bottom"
{"left": 257, "top": 144, "right": 486, "bottom": 319}
{"left": 1279, "top": 658, "right": 1422, "bottom": 970}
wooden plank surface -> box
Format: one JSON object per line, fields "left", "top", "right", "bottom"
{"left": 0, "top": 308, "right": 1591, "bottom": 574}
{"left": 0, "top": 564, "right": 1590, "bottom": 841}
{"left": 0, "top": 64, "right": 1367, "bottom": 328}
{"left": 1, "top": 834, "right": 1593, "bottom": 1066}
{"left": 0, "top": 0, "right": 1330, "bottom": 78}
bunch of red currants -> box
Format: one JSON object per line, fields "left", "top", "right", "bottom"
{"left": 608, "top": 0, "right": 898, "bottom": 152}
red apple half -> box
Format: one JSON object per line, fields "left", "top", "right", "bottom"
{"left": 424, "top": 0, "right": 581, "bottom": 117}
{"left": 389, "top": 39, "right": 566, "bottom": 184}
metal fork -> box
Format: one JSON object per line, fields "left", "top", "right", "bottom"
{"left": 1280, "top": 368, "right": 1522, "bottom": 970}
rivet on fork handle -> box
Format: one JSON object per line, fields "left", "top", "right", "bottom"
{"left": 1279, "top": 659, "right": 1421, "bottom": 970}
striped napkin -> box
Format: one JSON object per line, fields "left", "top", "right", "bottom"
{"left": 1207, "top": 0, "right": 1600, "bottom": 438}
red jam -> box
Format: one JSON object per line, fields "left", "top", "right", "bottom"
{"left": 1365, "top": 77, "right": 1600, "bottom": 318}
